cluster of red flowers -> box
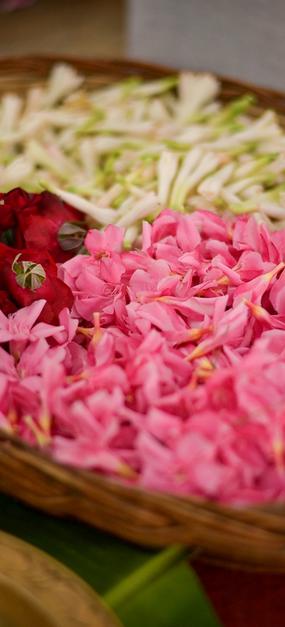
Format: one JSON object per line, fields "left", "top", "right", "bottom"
{"left": 0, "top": 189, "right": 86, "bottom": 322}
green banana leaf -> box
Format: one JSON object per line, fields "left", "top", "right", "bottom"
{"left": 0, "top": 493, "right": 220, "bottom": 627}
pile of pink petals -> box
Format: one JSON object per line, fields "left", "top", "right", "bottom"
{"left": 3, "top": 208, "right": 285, "bottom": 505}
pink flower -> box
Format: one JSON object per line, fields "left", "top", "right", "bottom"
{"left": 270, "top": 269, "right": 285, "bottom": 314}
{"left": 17, "top": 339, "right": 51, "bottom": 378}
{"left": 233, "top": 262, "right": 285, "bottom": 307}
{"left": 4, "top": 206, "right": 285, "bottom": 506}
{"left": 85, "top": 224, "right": 124, "bottom": 255}
{"left": 0, "top": 300, "right": 64, "bottom": 352}
{"left": 186, "top": 302, "right": 249, "bottom": 362}
{"left": 60, "top": 252, "right": 126, "bottom": 323}
{"left": 52, "top": 438, "right": 125, "bottom": 474}
{"left": 232, "top": 215, "right": 280, "bottom": 263}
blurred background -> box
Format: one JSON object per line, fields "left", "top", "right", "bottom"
{"left": 0, "top": 0, "right": 284, "bottom": 89}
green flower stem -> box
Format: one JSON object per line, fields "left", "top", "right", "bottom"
{"left": 104, "top": 544, "right": 189, "bottom": 609}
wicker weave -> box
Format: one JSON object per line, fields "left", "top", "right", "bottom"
{"left": 1, "top": 57, "right": 285, "bottom": 571}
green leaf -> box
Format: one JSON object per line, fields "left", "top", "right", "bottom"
{"left": 117, "top": 561, "right": 220, "bottom": 627}
{"left": 104, "top": 545, "right": 188, "bottom": 608}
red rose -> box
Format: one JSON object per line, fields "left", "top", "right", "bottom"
{"left": 0, "top": 243, "right": 74, "bottom": 323}
{"left": 0, "top": 189, "right": 86, "bottom": 262}
{"left": 0, "top": 188, "right": 38, "bottom": 231}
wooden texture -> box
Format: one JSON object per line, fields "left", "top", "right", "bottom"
{"left": 0, "top": 529, "right": 121, "bottom": 627}
{"left": 1, "top": 56, "right": 285, "bottom": 572}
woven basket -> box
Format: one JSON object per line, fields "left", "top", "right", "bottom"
{"left": 1, "top": 56, "right": 285, "bottom": 572}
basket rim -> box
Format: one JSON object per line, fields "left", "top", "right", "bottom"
{"left": 0, "top": 430, "right": 282, "bottom": 527}
{"left": 1, "top": 53, "right": 285, "bottom": 104}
